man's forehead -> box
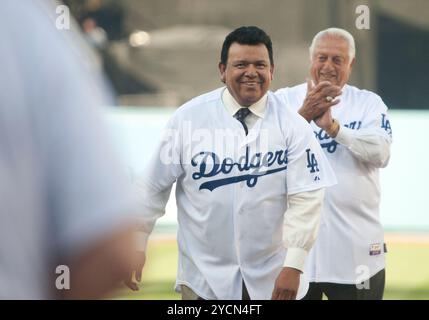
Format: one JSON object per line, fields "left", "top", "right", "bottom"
{"left": 229, "top": 42, "right": 268, "bottom": 55}
{"left": 228, "top": 43, "right": 270, "bottom": 59}
{"left": 314, "top": 36, "right": 349, "bottom": 57}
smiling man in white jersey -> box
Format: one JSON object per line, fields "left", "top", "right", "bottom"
{"left": 126, "top": 26, "right": 337, "bottom": 300}
{"left": 276, "top": 28, "right": 392, "bottom": 300}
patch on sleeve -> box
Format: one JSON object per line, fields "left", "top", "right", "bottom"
{"left": 369, "top": 243, "right": 382, "bottom": 256}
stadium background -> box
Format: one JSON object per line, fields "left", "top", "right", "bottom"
{"left": 65, "top": 0, "right": 429, "bottom": 299}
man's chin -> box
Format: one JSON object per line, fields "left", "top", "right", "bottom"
{"left": 318, "top": 77, "right": 338, "bottom": 85}
{"left": 237, "top": 98, "right": 256, "bottom": 107}
{"left": 236, "top": 92, "right": 260, "bottom": 105}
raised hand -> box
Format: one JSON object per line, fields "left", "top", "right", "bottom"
{"left": 298, "top": 79, "right": 341, "bottom": 122}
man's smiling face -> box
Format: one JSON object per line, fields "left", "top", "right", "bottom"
{"left": 219, "top": 42, "right": 274, "bottom": 107}
{"left": 310, "top": 35, "right": 354, "bottom": 88}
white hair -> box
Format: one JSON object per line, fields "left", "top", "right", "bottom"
{"left": 309, "top": 28, "right": 356, "bottom": 62}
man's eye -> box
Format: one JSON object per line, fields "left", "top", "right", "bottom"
{"left": 334, "top": 58, "right": 343, "bottom": 65}
{"left": 257, "top": 64, "right": 267, "bottom": 69}
{"left": 318, "top": 56, "right": 326, "bottom": 62}
{"left": 236, "top": 63, "right": 245, "bottom": 68}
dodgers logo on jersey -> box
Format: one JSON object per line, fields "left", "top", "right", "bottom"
{"left": 315, "top": 120, "right": 362, "bottom": 153}
{"left": 315, "top": 128, "right": 338, "bottom": 153}
{"left": 191, "top": 146, "right": 288, "bottom": 191}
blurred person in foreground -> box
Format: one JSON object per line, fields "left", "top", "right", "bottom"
{"left": 276, "top": 28, "right": 392, "bottom": 300}
{"left": 0, "top": 0, "right": 138, "bottom": 299}
{"left": 126, "top": 26, "right": 337, "bottom": 300}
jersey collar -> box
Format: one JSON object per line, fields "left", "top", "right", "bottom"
{"left": 221, "top": 87, "right": 267, "bottom": 119}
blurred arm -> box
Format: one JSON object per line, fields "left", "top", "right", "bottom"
{"left": 60, "top": 224, "right": 137, "bottom": 299}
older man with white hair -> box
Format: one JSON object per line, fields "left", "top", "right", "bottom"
{"left": 276, "top": 28, "right": 392, "bottom": 300}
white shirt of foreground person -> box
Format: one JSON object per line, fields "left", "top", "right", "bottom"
{"left": 276, "top": 83, "right": 392, "bottom": 283}
{"left": 136, "top": 87, "right": 337, "bottom": 299}
{"left": 0, "top": 1, "right": 136, "bottom": 298}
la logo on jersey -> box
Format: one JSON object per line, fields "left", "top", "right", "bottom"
{"left": 306, "top": 148, "right": 321, "bottom": 181}
{"left": 381, "top": 114, "right": 392, "bottom": 137}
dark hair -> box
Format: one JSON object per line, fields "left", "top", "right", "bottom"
{"left": 220, "top": 26, "right": 274, "bottom": 66}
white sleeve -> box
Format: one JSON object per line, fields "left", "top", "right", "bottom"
{"left": 135, "top": 115, "right": 184, "bottom": 251}
{"left": 285, "top": 114, "right": 337, "bottom": 195}
{"left": 283, "top": 188, "right": 325, "bottom": 271}
{"left": 280, "top": 113, "right": 335, "bottom": 271}
{"left": 335, "top": 97, "right": 392, "bottom": 168}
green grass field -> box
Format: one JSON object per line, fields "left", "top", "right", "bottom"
{"left": 112, "top": 238, "right": 429, "bottom": 300}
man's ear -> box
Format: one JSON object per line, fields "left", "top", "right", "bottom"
{"left": 270, "top": 64, "right": 275, "bottom": 81}
{"left": 350, "top": 58, "right": 356, "bottom": 70}
{"left": 218, "top": 62, "right": 226, "bottom": 83}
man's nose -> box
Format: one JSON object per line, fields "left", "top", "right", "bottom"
{"left": 245, "top": 64, "right": 257, "bottom": 77}
{"left": 321, "top": 60, "right": 335, "bottom": 71}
